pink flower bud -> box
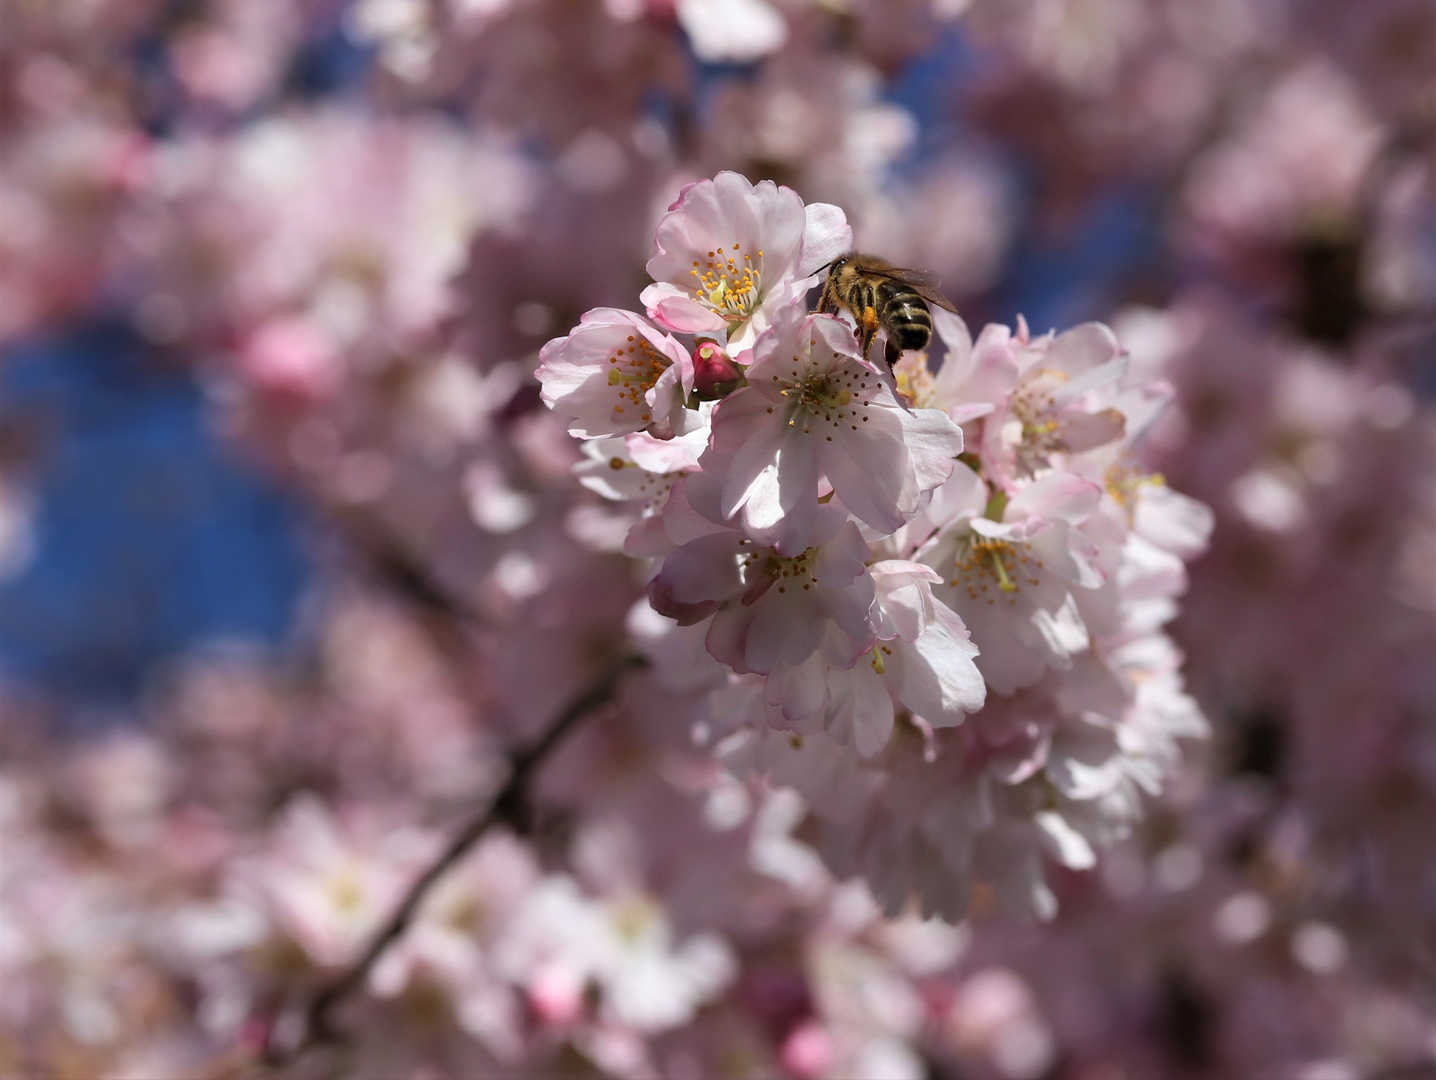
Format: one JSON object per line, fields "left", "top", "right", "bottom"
{"left": 239, "top": 316, "right": 340, "bottom": 405}
{"left": 780, "top": 1021, "right": 833, "bottom": 1078}
{"left": 693, "top": 340, "right": 743, "bottom": 398}
{"left": 529, "top": 963, "right": 584, "bottom": 1027}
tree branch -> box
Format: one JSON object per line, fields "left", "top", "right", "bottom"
{"left": 259, "top": 653, "right": 646, "bottom": 1070}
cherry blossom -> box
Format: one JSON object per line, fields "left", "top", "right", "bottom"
{"left": 641, "top": 171, "right": 851, "bottom": 351}
{"left": 495, "top": 876, "right": 736, "bottom": 1036}
{"left": 909, "top": 467, "right": 1103, "bottom": 695}
{"left": 650, "top": 480, "right": 878, "bottom": 675}
{"left": 538, "top": 307, "right": 696, "bottom": 439}
{"left": 704, "top": 306, "right": 965, "bottom": 553}
{"left": 761, "top": 561, "right": 986, "bottom": 757}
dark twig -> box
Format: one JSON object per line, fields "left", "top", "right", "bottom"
{"left": 325, "top": 503, "right": 480, "bottom": 627}
{"left": 260, "top": 653, "right": 646, "bottom": 1071}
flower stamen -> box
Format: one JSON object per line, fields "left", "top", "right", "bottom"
{"left": 603, "top": 336, "right": 670, "bottom": 417}
{"left": 690, "top": 246, "right": 764, "bottom": 322}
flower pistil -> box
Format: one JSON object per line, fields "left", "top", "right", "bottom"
{"left": 952, "top": 535, "right": 1042, "bottom": 604}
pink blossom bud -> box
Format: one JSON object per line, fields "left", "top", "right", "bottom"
{"left": 529, "top": 963, "right": 584, "bottom": 1027}
{"left": 693, "top": 340, "right": 743, "bottom": 398}
{"left": 239, "top": 317, "right": 340, "bottom": 406}
{"left": 780, "top": 1021, "right": 833, "bottom": 1078}
{"left": 239, "top": 1009, "right": 277, "bottom": 1057}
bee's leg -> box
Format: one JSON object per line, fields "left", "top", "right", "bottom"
{"left": 859, "top": 307, "right": 880, "bottom": 359}
{"left": 816, "top": 279, "right": 834, "bottom": 314}
{"left": 884, "top": 336, "right": 902, "bottom": 371}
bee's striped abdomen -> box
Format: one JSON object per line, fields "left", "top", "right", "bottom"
{"left": 878, "top": 281, "right": 933, "bottom": 353}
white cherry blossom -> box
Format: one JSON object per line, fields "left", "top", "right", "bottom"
{"left": 650, "top": 476, "right": 877, "bottom": 675}
{"left": 762, "top": 561, "right": 986, "bottom": 757}
{"left": 704, "top": 306, "right": 965, "bottom": 554}
{"left": 920, "top": 467, "right": 1105, "bottom": 696}
{"left": 537, "top": 307, "right": 694, "bottom": 439}
{"left": 641, "top": 171, "right": 851, "bottom": 351}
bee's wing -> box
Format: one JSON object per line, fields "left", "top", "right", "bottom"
{"left": 874, "top": 266, "right": 960, "bottom": 312}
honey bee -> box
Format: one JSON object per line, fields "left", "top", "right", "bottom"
{"left": 817, "top": 252, "right": 959, "bottom": 370}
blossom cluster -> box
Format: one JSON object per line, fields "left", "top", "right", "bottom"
{"left": 538, "top": 171, "right": 1212, "bottom": 921}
